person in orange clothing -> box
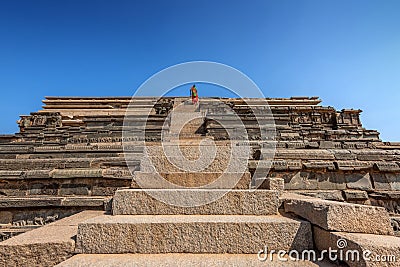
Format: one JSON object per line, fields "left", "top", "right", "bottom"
{"left": 190, "top": 84, "right": 199, "bottom": 105}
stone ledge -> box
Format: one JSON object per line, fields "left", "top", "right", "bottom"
{"left": 76, "top": 214, "right": 313, "bottom": 254}
{"left": 344, "top": 190, "right": 369, "bottom": 201}
{"left": 56, "top": 253, "right": 336, "bottom": 267}
{"left": 112, "top": 189, "right": 279, "bottom": 215}
{"left": 132, "top": 172, "right": 251, "bottom": 189}
{"left": 368, "top": 191, "right": 400, "bottom": 200}
{"left": 294, "top": 190, "right": 345, "bottom": 202}
{"left": 0, "top": 196, "right": 109, "bottom": 208}
{"left": 314, "top": 226, "right": 400, "bottom": 267}
{"left": 0, "top": 211, "right": 104, "bottom": 267}
{"left": 282, "top": 193, "right": 393, "bottom": 235}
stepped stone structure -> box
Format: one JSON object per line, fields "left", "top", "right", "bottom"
{"left": 0, "top": 96, "right": 399, "bottom": 266}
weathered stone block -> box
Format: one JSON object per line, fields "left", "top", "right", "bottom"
{"left": 370, "top": 173, "right": 400, "bottom": 191}
{"left": 25, "top": 170, "right": 51, "bottom": 179}
{"left": 355, "top": 150, "right": 393, "bottom": 161}
{"left": 50, "top": 169, "right": 103, "bottom": 179}
{"left": 283, "top": 171, "right": 318, "bottom": 190}
{"left": 284, "top": 172, "right": 346, "bottom": 190}
{"left": 332, "top": 149, "right": 356, "bottom": 160}
{"left": 336, "top": 161, "right": 374, "bottom": 171}
{"left": 0, "top": 171, "right": 24, "bottom": 179}
{"left": 271, "top": 160, "right": 288, "bottom": 171}
{"left": 0, "top": 197, "right": 63, "bottom": 208}
{"left": 102, "top": 168, "right": 132, "bottom": 179}
{"left": 316, "top": 173, "right": 347, "bottom": 190}
{"left": 76, "top": 214, "right": 313, "bottom": 254}
{"left": 345, "top": 173, "right": 373, "bottom": 190}
{"left": 287, "top": 161, "right": 302, "bottom": 170}
{"left": 91, "top": 186, "right": 121, "bottom": 196}
{"left": 275, "top": 150, "right": 335, "bottom": 160}
{"left": 59, "top": 185, "right": 90, "bottom": 196}
{"left": 0, "top": 188, "right": 28, "bottom": 196}
{"left": 258, "top": 177, "right": 285, "bottom": 192}
{"left": 303, "top": 161, "right": 336, "bottom": 170}
{"left": 286, "top": 141, "right": 306, "bottom": 149}
{"left": 133, "top": 172, "right": 251, "bottom": 189}
{"left": 0, "top": 211, "right": 103, "bottom": 267}
{"left": 374, "top": 162, "right": 400, "bottom": 172}
{"left": 28, "top": 183, "right": 58, "bottom": 195}
{"left": 319, "top": 141, "right": 336, "bottom": 149}
{"left": 143, "top": 155, "right": 247, "bottom": 173}
{"left": 296, "top": 190, "right": 344, "bottom": 202}
{"left": 60, "top": 197, "right": 109, "bottom": 207}
{"left": 344, "top": 190, "right": 369, "bottom": 201}
{"left": 57, "top": 253, "right": 328, "bottom": 267}
{"left": 113, "top": 189, "right": 279, "bottom": 215}
{"left": 0, "top": 211, "right": 13, "bottom": 224}
{"left": 314, "top": 226, "right": 400, "bottom": 267}
{"left": 283, "top": 193, "right": 393, "bottom": 235}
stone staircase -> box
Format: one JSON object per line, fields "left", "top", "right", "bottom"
{"left": 59, "top": 99, "right": 315, "bottom": 265}
{"left": 138, "top": 99, "right": 252, "bottom": 189}
{"left": 66, "top": 188, "right": 314, "bottom": 265}
{"left": 1, "top": 96, "right": 400, "bottom": 266}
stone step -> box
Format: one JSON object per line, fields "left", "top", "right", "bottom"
{"left": 48, "top": 168, "right": 136, "bottom": 180}
{"left": 140, "top": 153, "right": 248, "bottom": 172}
{"left": 112, "top": 189, "right": 279, "bottom": 215}
{"left": 0, "top": 196, "right": 110, "bottom": 208}
{"left": 281, "top": 193, "right": 393, "bottom": 235}
{"left": 282, "top": 193, "right": 394, "bottom": 235}
{"left": 132, "top": 171, "right": 251, "bottom": 189}
{"left": 314, "top": 226, "right": 400, "bottom": 267}
{"left": 76, "top": 214, "right": 313, "bottom": 254}
{"left": 0, "top": 211, "right": 104, "bottom": 267}
{"left": 57, "top": 253, "right": 336, "bottom": 267}
{"left": 166, "top": 134, "right": 205, "bottom": 140}
{"left": 141, "top": 159, "right": 248, "bottom": 173}
{"left": 145, "top": 144, "right": 242, "bottom": 156}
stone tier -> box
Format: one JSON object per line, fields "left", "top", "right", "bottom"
{"left": 132, "top": 172, "right": 251, "bottom": 189}
{"left": 112, "top": 189, "right": 279, "bottom": 215}
{"left": 75, "top": 214, "right": 312, "bottom": 254}
{"left": 314, "top": 227, "right": 400, "bottom": 267}
{"left": 0, "top": 211, "right": 104, "bottom": 267}
{"left": 57, "top": 253, "right": 333, "bottom": 267}
{"left": 0, "top": 197, "right": 109, "bottom": 242}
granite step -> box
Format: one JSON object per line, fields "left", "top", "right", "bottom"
{"left": 75, "top": 214, "right": 313, "bottom": 254}
{"left": 132, "top": 171, "right": 251, "bottom": 189}
{"left": 141, "top": 155, "right": 248, "bottom": 173}
{"left": 314, "top": 226, "right": 400, "bottom": 267}
{"left": 0, "top": 196, "right": 110, "bottom": 208}
{"left": 112, "top": 189, "right": 279, "bottom": 215}
{"left": 0, "top": 211, "right": 104, "bottom": 267}
{"left": 56, "top": 253, "right": 337, "bottom": 267}
{"left": 282, "top": 193, "right": 394, "bottom": 235}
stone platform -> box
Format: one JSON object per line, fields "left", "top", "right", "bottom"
{"left": 76, "top": 214, "right": 312, "bottom": 254}
{"left": 112, "top": 189, "right": 279, "bottom": 215}
{"left": 56, "top": 253, "right": 335, "bottom": 267}
{"left": 75, "top": 188, "right": 312, "bottom": 256}
{"left": 0, "top": 211, "right": 104, "bottom": 267}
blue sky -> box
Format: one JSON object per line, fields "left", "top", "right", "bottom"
{"left": 0, "top": 0, "right": 399, "bottom": 140}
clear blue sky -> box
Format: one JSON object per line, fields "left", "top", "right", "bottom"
{"left": 0, "top": 0, "right": 399, "bottom": 140}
